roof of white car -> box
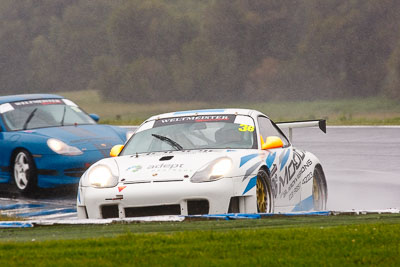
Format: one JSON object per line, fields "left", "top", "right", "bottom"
{"left": 147, "top": 108, "right": 265, "bottom": 121}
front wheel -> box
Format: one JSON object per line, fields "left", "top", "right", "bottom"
{"left": 12, "top": 150, "right": 38, "bottom": 194}
{"left": 256, "top": 169, "right": 274, "bottom": 213}
{"left": 312, "top": 165, "right": 328, "bottom": 211}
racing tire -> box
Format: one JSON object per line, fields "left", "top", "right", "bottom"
{"left": 312, "top": 165, "right": 328, "bottom": 211}
{"left": 256, "top": 169, "right": 274, "bottom": 213}
{"left": 12, "top": 149, "right": 38, "bottom": 194}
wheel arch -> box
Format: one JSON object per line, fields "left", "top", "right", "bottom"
{"left": 11, "top": 147, "right": 39, "bottom": 194}
{"left": 258, "top": 164, "right": 271, "bottom": 176}
{"left": 10, "top": 147, "right": 36, "bottom": 167}
{"left": 315, "top": 163, "right": 328, "bottom": 203}
{"left": 256, "top": 164, "right": 275, "bottom": 213}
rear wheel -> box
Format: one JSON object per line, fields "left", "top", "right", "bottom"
{"left": 12, "top": 150, "right": 38, "bottom": 194}
{"left": 256, "top": 169, "right": 274, "bottom": 213}
{"left": 312, "top": 165, "right": 328, "bottom": 211}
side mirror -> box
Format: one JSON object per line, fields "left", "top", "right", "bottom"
{"left": 261, "top": 136, "right": 284, "bottom": 150}
{"left": 89, "top": 113, "right": 100, "bottom": 122}
{"left": 110, "top": 145, "right": 124, "bottom": 157}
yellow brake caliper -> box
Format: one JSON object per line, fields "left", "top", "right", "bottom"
{"left": 256, "top": 178, "right": 266, "bottom": 212}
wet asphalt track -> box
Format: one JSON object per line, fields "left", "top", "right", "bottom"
{"left": 291, "top": 126, "right": 400, "bottom": 210}
{"left": 1, "top": 126, "right": 399, "bottom": 219}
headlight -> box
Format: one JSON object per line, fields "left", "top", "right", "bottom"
{"left": 47, "top": 138, "right": 83, "bottom": 155}
{"left": 191, "top": 157, "right": 232, "bottom": 183}
{"left": 82, "top": 163, "right": 119, "bottom": 188}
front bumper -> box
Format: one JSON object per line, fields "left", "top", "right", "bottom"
{"left": 34, "top": 150, "right": 109, "bottom": 188}
{"left": 77, "top": 176, "right": 258, "bottom": 219}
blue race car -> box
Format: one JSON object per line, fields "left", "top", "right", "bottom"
{"left": 0, "top": 94, "right": 132, "bottom": 194}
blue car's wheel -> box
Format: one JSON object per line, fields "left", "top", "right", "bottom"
{"left": 12, "top": 150, "right": 38, "bottom": 194}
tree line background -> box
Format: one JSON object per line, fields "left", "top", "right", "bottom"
{"left": 1, "top": 0, "right": 400, "bottom": 103}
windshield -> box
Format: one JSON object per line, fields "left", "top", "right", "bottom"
{"left": 0, "top": 98, "right": 96, "bottom": 131}
{"left": 121, "top": 114, "right": 257, "bottom": 155}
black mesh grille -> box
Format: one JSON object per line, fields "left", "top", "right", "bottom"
{"left": 228, "top": 197, "right": 240, "bottom": 213}
{"left": 125, "top": 205, "right": 181, "bottom": 217}
{"left": 101, "top": 205, "right": 119, "bottom": 219}
{"left": 187, "top": 200, "right": 209, "bottom": 215}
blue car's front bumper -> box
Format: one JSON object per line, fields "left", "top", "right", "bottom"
{"left": 34, "top": 150, "right": 109, "bottom": 188}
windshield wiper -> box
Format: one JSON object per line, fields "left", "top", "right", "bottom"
{"left": 60, "top": 105, "right": 66, "bottom": 126}
{"left": 23, "top": 108, "right": 38, "bottom": 130}
{"left": 151, "top": 134, "right": 183, "bottom": 150}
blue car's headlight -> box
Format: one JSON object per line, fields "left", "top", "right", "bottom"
{"left": 190, "top": 157, "right": 232, "bottom": 183}
{"left": 47, "top": 138, "right": 83, "bottom": 156}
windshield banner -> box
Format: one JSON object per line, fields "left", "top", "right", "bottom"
{"left": 11, "top": 99, "right": 63, "bottom": 108}
{"left": 154, "top": 115, "right": 236, "bottom": 127}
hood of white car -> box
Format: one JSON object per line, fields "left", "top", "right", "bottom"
{"left": 114, "top": 149, "right": 264, "bottom": 182}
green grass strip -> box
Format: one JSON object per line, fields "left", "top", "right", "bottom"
{"left": 1, "top": 214, "right": 399, "bottom": 266}
{"left": 60, "top": 90, "right": 400, "bottom": 126}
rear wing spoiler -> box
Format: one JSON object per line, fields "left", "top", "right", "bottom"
{"left": 276, "top": 119, "right": 326, "bottom": 142}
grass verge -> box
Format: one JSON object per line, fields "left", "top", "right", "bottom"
{"left": 60, "top": 90, "right": 400, "bottom": 125}
{"left": 1, "top": 214, "right": 399, "bottom": 266}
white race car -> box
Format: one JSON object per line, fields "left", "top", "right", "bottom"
{"left": 77, "top": 109, "right": 327, "bottom": 219}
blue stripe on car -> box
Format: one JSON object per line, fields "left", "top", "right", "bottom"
{"left": 242, "top": 176, "right": 257, "bottom": 195}
{"left": 266, "top": 152, "right": 276, "bottom": 169}
{"left": 291, "top": 195, "right": 314, "bottom": 212}
{"left": 280, "top": 149, "right": 291, "bottom": 171}
{"left": 239, "top": 153, "right": 259, "bottom": 167}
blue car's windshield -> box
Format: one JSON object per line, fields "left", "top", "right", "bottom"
{"left": 121, "top": 114, "right": 257, "bottom": 155}
{"left": 0, "top": 98, "right": 96, "bottom": 131}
